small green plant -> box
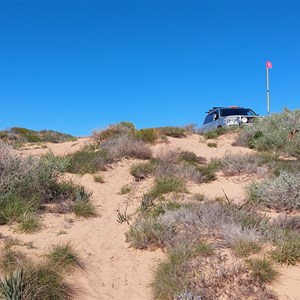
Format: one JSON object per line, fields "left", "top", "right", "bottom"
{"left": 73, "top": 187, "right": 96, "bottom": 217}
{"left": 178, "top": 151, "right": 206, "bottom": 165}
{"left": 247, "top": 258, "right": 279, "bottom": 283}
{"left": 126, "top": 217, "right": 167, "bottom": 249}
{"left": 130, "top": 161, "right": 155, "bottom": 181}
{"left": 117, "top": 203, "right": 130, "bottom": 224}
{"left": 193, "top": 242, "right": 214, "bottom": 257}
{"left": 73, "top": 200, "right": 96, "bottom": 218}
{"left": 18, "top": 214, "right": 42, "bottom": 233}
{"left": 271, "top": 232, "right": 300, "bottom": 265}
{"left": 207, "top": 142, "right": 217, "bottom": 148}
{"left": 203, "top": 126, "right": 233, "bottom": 139}
{"left": 119, "top": 185, "right": 131, "bottom": 195}
{"left": 93, "top": 175, "right": 105, "bottom": 183}
{"left": 232, "top": 240, "right": 261, "bottom": 257}
{"left": 148, "top": 201, "right": 182, "bottom": 218}
{"left": 148, "top": 176, "right": 187, "bottom": 200}
{"left": 46, "top": 242, "right": 81, "bottom": 270}
{"left": 0, "top": 268, "right": 26, "bottom": 300}
{"left": 196, "top": 159, "right": 220, "bottom": 182}
{"left": 151, "top": 246, "right": 190, "bottom": 299}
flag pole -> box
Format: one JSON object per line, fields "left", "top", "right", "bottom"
{"left": 266, "top": 64, "right": 270, "bottom": 115}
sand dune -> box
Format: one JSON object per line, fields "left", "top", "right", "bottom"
{"left": 1, "top": 134, "right": 299, "bottom": 299}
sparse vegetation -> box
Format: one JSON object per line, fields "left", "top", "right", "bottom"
{"left": 93, "top": 174, "right": 105, "bottom": 183}
{"left": 247, "top": 258, "right": 279, "bottom": 283}
{"left": 0, "top": 242, "right": 80, "bottom": 299}
{"left": 65, "top": 148, "right": 113, "bottom": 174}
{"left": 271, "top": 232, "right": 300, "bottom": 265}
{"left": 46, "top": 242, "right": 81, "bottom": 270}
{"left": 235, "top": 109, "right": 300, "bottom": 157}
{"left": 157, "top": 126, "right": 187, "bottom": 138}
{"left": 0, "top": 127, "right": 76, "bottom": 146}
{"left": 130, "top": 161, "right": 155, "bottom": 181}
{"left": 134, "top": 128, "right": 158, "bottom": 143}
{"left": 18, "top": 214, "right": 42, "bottom": 233}
{"left": 220, "top": 153, "right": 266, "bottom": 176}
{"left": 207, "top": 142, "right": 217, "bottom": 148}
{"left": 247, "top": 171, "right": 300, "bottom": 211}
{"left": 119, "top": 185, "right": 131, "bottom": 195}
{"left": 147, "top": 176, "right": 187, "bottom": 200}
{"left": 202, "top": 126, "right": 237, "bottom": 139}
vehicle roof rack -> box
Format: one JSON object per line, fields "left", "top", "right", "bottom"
{"left": 206, "top": 106, "right": 244, "bottom": 114}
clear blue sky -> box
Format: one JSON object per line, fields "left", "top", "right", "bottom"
{"left": 1, "top": 0, "right": 299, "bottom": 136}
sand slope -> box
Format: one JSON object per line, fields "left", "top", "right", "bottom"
{"left": 2, "top": 134, "right": 299, "bottom": 299}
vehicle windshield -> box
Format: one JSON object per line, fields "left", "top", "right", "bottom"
{"left": 220, "top": 108, "right": 257, "bottom": 117}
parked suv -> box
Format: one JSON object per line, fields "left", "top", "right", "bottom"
{"left": 200, "top": 106, "right": 259, "bottom": 132}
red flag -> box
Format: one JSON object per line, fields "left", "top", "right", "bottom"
{"left": 266, "top": 61, "right": 272, "bottom": 68}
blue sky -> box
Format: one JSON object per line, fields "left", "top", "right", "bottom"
{"left": 1, "top": 0, "right": 299, "bottom": 136}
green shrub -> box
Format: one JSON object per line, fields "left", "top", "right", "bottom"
{"left": 92, "top": 122, "right": 135, "bottom": 143}
{"left": 46, "top": 243, "right": 81, "bottom": 270}
{"left": 73, "top": 188, "right": 96, "bottom": 218}
{"left": 178, "top": 151, "right": 206, "bottom": 165}
{"left": 119, "top": 185, "right": 131, "bottom": 195}
{"left": 134, "top": 128, "right": 158, "bottom": 143}
{"left": 158, "top": 126, "right": 187, "bottom": 138}
{"left": 93, "top": 175, "right": 105, "bottom": 183}
{"left": 130, "top": 161, "right": 155, "bottom": 180}
{"left": 152, "top": 247, "right": 189, "bottom": 300}
{"left": 247, "top": 258, "right": 279, "bottom": 283}
{"left": 202, "top": 126, "right": 236, "bottom": 139}
{"left": 126, "top": 217, "right": 168, "bottom": 249}
{"left": 11, "top": 127, "right": 42, "bottom": 143}
{"left": 65, "top": 148, "right": 113, "bottom": 174}
{"left": 232, "top": 240, "right": 261, "bottom": 257}
{"left": 235, "top": 109, "right": 300, "bottom": 157}
{"left": 207, "top": 142, "right": 217, "bottom": 148}
{"left": 196, "top": 160, "right": 220, "bottom": 182}
{"left": 193, "top": 242, "right": 214, "bottom": 257}
{"left": 148, "top": 176, "right": 187, "bottom": 200}
{"left": 18, "top": 214, "right": 42, "bottom": 233}
{"left": 271, "top": 232, "right": 300, "bottom": 265}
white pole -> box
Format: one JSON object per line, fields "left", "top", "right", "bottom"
{"left": 266, "top": 67, "right": 270, "bottom": 114}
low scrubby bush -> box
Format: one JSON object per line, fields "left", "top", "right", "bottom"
{"left": 0, "top": 242, "right": 80, "bottom": 299}
{"left": 134, "top": 128, "right": 158, "bottom": 143}
{"left": 126, "top": 217, "right": 168, "bottom": 249}
{"left": 247, "top": 258, "right": 279, "bottom": 283}
{"left": 157, "top": 126, "right": 187, "bottom": 138}
{"left": 247, "top": 171, "right": 300, "bottom": 211}
{"left": 220, "top": 153, "right": 265, "bottom": 176}
{"left": 92, "top": 122, "right": 135, "bottom": 144}
{"left": 202, "top": 126, "right": 237, "bottom": 139}
{"left": 0, "top": 142, "right": 95, "bottom": 224}
{"left": 65, "top": 148, "right": 113, "bottom": 174}
{"left": 235, "top": 109, "right": 300, "bottom": 157}
{"left": 147, "top": 176, "right": 187, "bottom": 200}
{"left": 130, "top": 161, "right": 155, "bottom": 181}
{"left": 100, "top": 135, "right": 152, "bottom": 159}
{"left": 271, "top": 232, "right": 300, "bottom": 265}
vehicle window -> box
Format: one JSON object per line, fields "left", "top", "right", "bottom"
{"left": 220, "top": 108, "right": 257, "bottom": 117}
{"left": 204, "top": 113, "right": 214, "bottom": 124}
